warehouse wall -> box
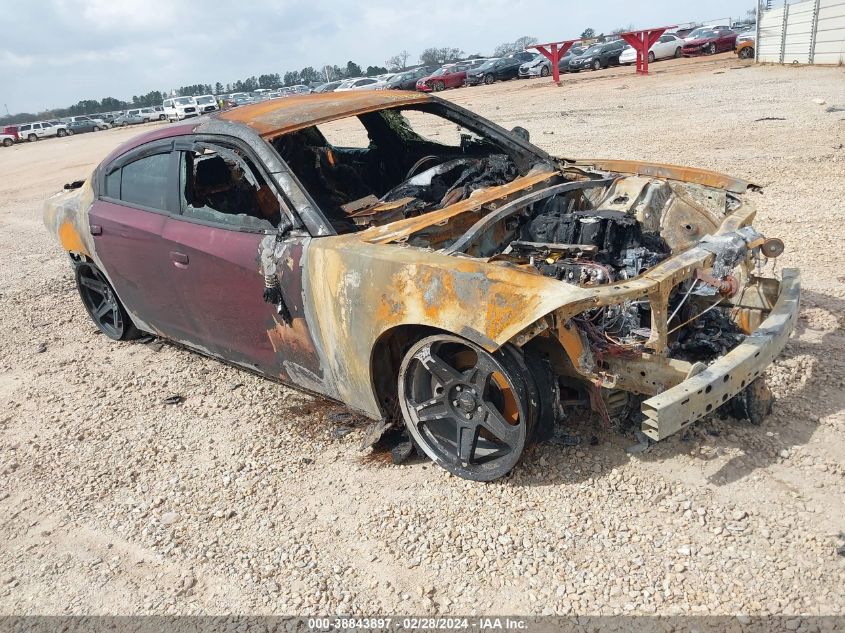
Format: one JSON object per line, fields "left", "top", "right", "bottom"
{"left": 757, "top": 0, "right": 845, "bottom": 64}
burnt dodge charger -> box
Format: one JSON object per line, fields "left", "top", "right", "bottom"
{"left": 45, "top": 91, "right": 799, "bottom": 481}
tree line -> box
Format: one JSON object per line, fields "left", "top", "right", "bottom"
{"left": 2, "top": 36, "right": 539, "bottom": 126}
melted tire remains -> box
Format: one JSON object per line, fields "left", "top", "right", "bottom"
{"left": 399, "top": 334, "right": 535, "bottom": 481}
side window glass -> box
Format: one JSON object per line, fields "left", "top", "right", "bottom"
{"left": 104, "top": 168, "right": 121, "bottom": 198}
{"left": 121, "top": 153, "right": 171, "bottom": 210}
{"left": 178, "top": 145, "right": 279, "bottom": 231}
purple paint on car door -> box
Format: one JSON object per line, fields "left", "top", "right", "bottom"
{"left": 89, "top": 199, "right": 190, "bottom": 339}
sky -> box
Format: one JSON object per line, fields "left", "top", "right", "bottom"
{"left": 1, "top": 0, "right": 754, "bottom": 114}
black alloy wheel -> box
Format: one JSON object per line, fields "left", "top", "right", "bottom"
{"left": 75, "top": 262, "right": 138, "bottom": 340}
{"left": 2, "top": 138, "right": 12, "bottom": 147}
{"left": 399, "top": 335, "right": 535, "bottom": 481}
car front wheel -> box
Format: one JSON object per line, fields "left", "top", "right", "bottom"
{"left": 707, "top": 43, "right": 717, "bottom": 55}
{"left": 592, "top": 59, "right": 602, "bottom": 70}
{"left": 398, "top": 334, "right": 536, "bottom": 481}
{"left": 75, "top": 262, "right": 140, "bottom": 341}
{"left": 2, "top": 138, "right": 12, "bottom": 147}
{"left": 483, "top": 74, "right": 495, "bottom": 84}
{"left": 57, "top": 129, "right": 66, "bottom": 137}
{"left": 540, "top": 65, "right": 550, "bottom": 77}
{"left": 674, "top": 47, "right": 682, "bottom": 58}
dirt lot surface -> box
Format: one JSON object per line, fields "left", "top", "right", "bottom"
{"left": 2, "top": 53, "right": 844, "bottom": 617}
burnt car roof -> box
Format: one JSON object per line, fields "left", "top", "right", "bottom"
{"left": 216, "top": 90, "right": 432, "bottom": 139}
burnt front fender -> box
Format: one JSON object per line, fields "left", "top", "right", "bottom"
{"left": 303, "top": 235, "right": 591, "bottom": 418}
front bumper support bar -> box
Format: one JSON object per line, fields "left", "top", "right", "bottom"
{"left": 641, "top": 268, "right": 800, "bottom": 441}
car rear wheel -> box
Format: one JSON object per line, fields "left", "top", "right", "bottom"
{"left": 398, "top": 334, "right": 535, "bottom": 481}
{"left": 159, "top": 114, "right": 166, "bottom": 120}
{"left": 2, "top": 138, "right": 12, "bottom": 147}
{"left": 592, "top": 59, "right": 602, "bottom": 70}
{"left": 28, "top": 134, "right": 37, "bottom": 142}
{"left": 57, "top": 129, "right": 66, "bottom": 137}
{"left": 75, "top": 262, "right": 140, "bottom": 341}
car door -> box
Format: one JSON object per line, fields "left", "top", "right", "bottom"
{"left": 158, "top": 137, "right": 315, "bottom": 379}
{"left": 89, "top": 140, "right": 193, "bottom": 340}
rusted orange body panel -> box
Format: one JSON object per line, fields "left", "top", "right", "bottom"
{"left": 219, "top": 91, "right": 431, "bottom": 138}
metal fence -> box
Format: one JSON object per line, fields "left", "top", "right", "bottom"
{"left": 757, "top": 0, "right": 845, "bottom": 64}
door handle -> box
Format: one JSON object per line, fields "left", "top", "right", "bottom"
{"left": 170, "top": 251, "right": 189, "bottom": 268}
{"left": 90, "top": 225, "right": 102, "bottom": 236}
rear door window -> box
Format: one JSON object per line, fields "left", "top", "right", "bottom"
{"left": 117, "top": 153, "right": 172, "bottom": 210}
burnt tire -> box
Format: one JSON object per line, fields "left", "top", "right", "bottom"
{"left": 75, "top": 262, "right": 140, "bottom": 341}
{"left": 398, "top": 334, "right": 536, "bottom": 481}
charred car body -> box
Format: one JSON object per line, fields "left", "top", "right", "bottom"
{"left": 44, "top": 91, "right": 799, "bottom": 481}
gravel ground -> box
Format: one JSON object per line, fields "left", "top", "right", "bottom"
{"left": 1, "top": 53, "right": 844, "bottom": 616}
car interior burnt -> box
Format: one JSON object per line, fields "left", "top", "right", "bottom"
{"left": 270, "top": 104, "right": 528, "bottom": 234}
{"left": 179, "top": 144, "right": 282, "bottom": 230}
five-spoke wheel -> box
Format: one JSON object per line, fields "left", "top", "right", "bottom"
{"left": 399, "top": 335, "right": 534, "bottom": 481}
{"left": 75, "top": 262, "right": 137, "bottom": 340}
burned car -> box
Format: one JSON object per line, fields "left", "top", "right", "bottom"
{"left": 44, "top": 91, "right": 799, "bottom": 481}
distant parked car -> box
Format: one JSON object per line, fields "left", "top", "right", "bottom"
{"left": 67, "top": 115, "right": 107, "bottom": 128}
{"left": 735, "top": 32, "right": 756, "bottom": 59}
{"left": 556, "top": 46, "right": 587, "bottom": 72}
{"left": 313, "top": 80, "right": 343, "bottom": 93}
{"left": 682, "top": 29, "right": 738, "bottom": 56}
{"left": 335, "top": 77, "right": 385, "bottom": 91}
{"left": 289, "top": 84, "right": 312, "bottom": 94}
{"left": 568, "top": 40, "right": 627, "bottom": 72}
{"left": 113, "top": 112, "right": 145, "bottom": 126}
{"left": 385, "top": 66, "right": 440, "bottom": 90}
{"left": 123, "top": 108, "right": 156, "bottom": 122}
{"left": 194, "top": 95, "right": 219, "bottom": 113}
{"left": 416, "top": 64, "right": 468, "bottom": 92}
{"left": 67, "top": 120, "right": 104, "bottom": 134}
{"left": 162, "top": 97, "right": 199, "bottom": 121}
{"left": 683, "top": 25, "right": 733, "bottom": 42}
{"left": 17, "top": 121, "right": 69, "bottom": 141}
{"left": 519, "top": 54, "right": 551, "bottom": 78}
{"left": 466, "top": 55, "right": 526, "bottom": 85}
{"left": 619, "top": 33, "right": 684, "bottom": 65}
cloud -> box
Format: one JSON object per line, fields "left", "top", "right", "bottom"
{"left": 2, "top": 0, "right": 748, "bottom": 113}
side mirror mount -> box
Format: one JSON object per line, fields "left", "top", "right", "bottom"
{"left": 511, "top": 126, "right": 530, "bottom": 143}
